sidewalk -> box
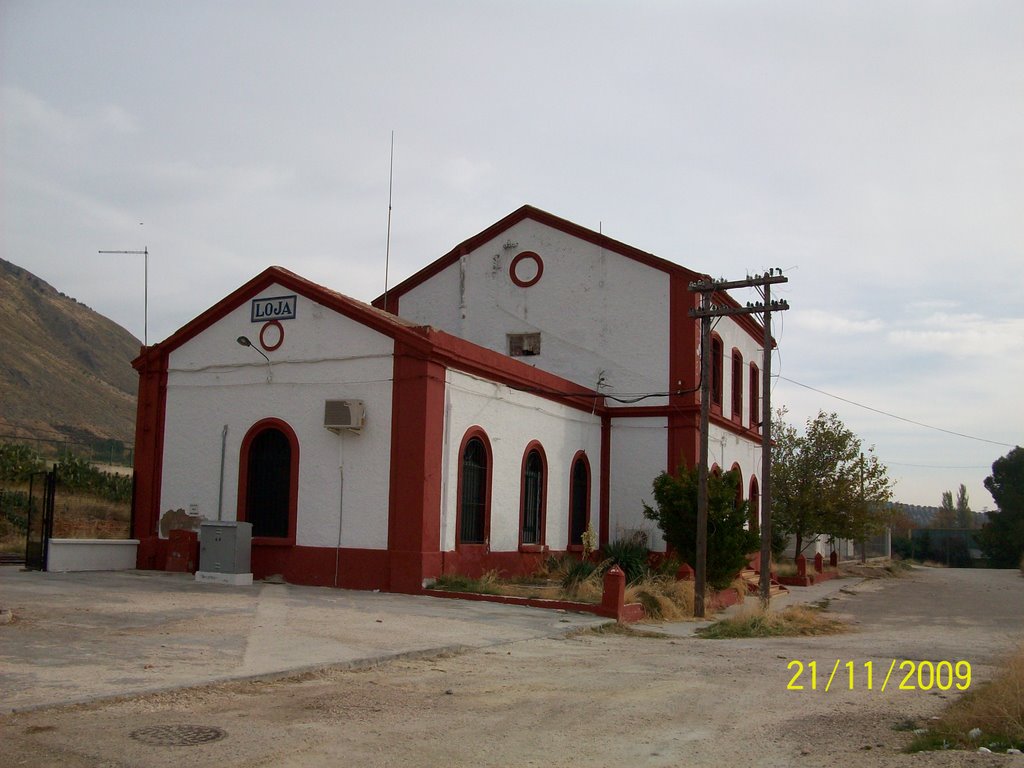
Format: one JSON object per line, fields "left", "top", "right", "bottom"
{"left": 648, "top": 575, "right": 865, "bottom": 638}
{"left": 0, "top": 567, "right": 607, "bottom": 712}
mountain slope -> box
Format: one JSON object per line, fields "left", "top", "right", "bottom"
{"left": 0, "top": 258, "right": 140, "bottom": 447}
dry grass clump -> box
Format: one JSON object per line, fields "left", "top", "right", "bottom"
{"left": 838, "top": 559, "right": 912, "bottom": 579}
{"left": 696, "top": 604, "right": 848, "bottom": 639}
{"left": 907, "top": 644, "right": 1024, "bottom": 753}
{"left": 625, "top": 576, "right": 695, "bottom": 621}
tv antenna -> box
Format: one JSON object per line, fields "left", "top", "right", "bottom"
{"left": 98, "top": 246, "right": 148, "bottom": 346}
{"left": 382, "top": 131, "right": 395, "bottom": 312}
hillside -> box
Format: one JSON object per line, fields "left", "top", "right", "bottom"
{"left": 0, "top": 258, "right": 140, "bottom": 451}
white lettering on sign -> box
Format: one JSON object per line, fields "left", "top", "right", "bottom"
{"left": 251, "top": 295, "right": 297, "bottom": 322}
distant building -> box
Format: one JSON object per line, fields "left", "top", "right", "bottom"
{"left": 131, "top": 206, "right": 768, "bottom": 591}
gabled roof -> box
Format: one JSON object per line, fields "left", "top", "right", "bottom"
{"left": 373, "top": 204, "right": 708, "bottom": 310}
{"left": 372, "top": 204, "right": 767, "bottom": 343}
{"left": 133, "top": 265, "right": 606, "bottom": 414}
{"left": 133, "top": 266, "right": 422, "bottom": 370}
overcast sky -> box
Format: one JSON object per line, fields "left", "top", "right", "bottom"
{"left": 2, "top": 1, "right": 1021, "bottom": 508}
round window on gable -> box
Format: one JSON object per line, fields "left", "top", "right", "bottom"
{"left": 509, "top": 251, "right": 544, "bottom": 287}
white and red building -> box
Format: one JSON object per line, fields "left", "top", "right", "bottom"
{"left": 132, "top": 205, "right": 767, "bottom": 592}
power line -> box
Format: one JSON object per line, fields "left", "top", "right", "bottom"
{"left": 778, "top": 376, "right": 1017, "bottom": 448}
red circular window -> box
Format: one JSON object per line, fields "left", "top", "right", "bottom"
{"left": 509, "top": 251, "right": 544, "bottom": 287}
{"left": 259, "top": 320, "right": 284, "bottom": 351}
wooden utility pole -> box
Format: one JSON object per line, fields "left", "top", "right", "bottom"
{"left": 689, "top": 271, "right": 789, "bottom": 614}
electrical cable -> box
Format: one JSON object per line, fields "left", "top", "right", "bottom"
{"left": 777, "top": 376, "right": 1017, "bottom": 448}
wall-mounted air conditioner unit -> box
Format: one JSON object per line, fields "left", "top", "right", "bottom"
{"left": 324, "top": 400, "right": 365, "bottom": 434}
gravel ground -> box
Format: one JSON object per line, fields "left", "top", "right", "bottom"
{"left": 2, "top": 566, "right": 1023, "bottom": 767}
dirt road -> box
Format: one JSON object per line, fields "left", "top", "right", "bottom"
{"left": 2, "top": 567, "right": 1023, "bottom": 767}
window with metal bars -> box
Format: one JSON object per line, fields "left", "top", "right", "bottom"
{"left": 459, "top": 437, "right": 488, "bottom": 544}
{"left": 521, "top": 449, "right": 544, "bottom": 545}
{"left": 731, "top": 349, "right": 743, "bottom": 423}
{"left": 568, "top": 454, "right": 590, "bottom": 547}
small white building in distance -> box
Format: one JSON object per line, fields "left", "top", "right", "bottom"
{"left": 132, "top": 205, "right": 768, "bottom": 592}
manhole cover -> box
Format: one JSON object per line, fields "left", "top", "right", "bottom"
{"left": 129, "top": 724, "right": 227, "bottom": 746}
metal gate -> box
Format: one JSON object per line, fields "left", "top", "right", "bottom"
{"left": 25, "top": 466, "right": 57, "bottom": 571}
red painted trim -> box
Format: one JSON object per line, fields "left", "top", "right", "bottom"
{"left": 668, "top": 272, "right": 700, "bottom": 472}
{"left": 518, "top": 441, "right": 548, "bottom": 547}
{"left": 259, "top": 320, "right": 284, "bottom": 351}
{"left": 370, "top": 204, "right": 768, "bottom": 346}
{"left": 509, "top": 251, "right": 544, "bottom": 287}
{"left": 749, "top": 362, "right": 761, "bottom": 434}
{"left": 132, "top": 266, "right": 429, "bottom": 370}
{"left": 599, "top": 414, "right": 611, "bottom": 549}
{"left": 730, "top": 348, "right": 744, "bottom": 426}
{"left": 710, "top": 332, "right": 724, "bottom": 413}
{"left": 250, "top": 544, "right": 389, "bottom": 589}
{"left": 730, "top": 462, "right": 744, "bottom": 506}
{"left": 424, "top": 327, "right": 603, "bottom": 414}
{"left": 567, "top": 450, "right": 592, "bottom": 548}
{"left": 131, "top": 346, "right": 168, "bottom": 551}
{"left": 373, "top": 204, "right": 703, "bottom": 307}
{"left": 749, "top": 475, "right": 760, "bottom": 531}
{"left": 453, "top": 426, "right": 493, "bottom": 550}
{"left": 237, "top": 418, "right": 300, "bottom": 545}
{"left": 387, "top": 342, "right": 447, "bottom": 593}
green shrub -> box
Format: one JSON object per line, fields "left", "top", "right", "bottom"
{"left": 560, "top": 558, "right": 598, "bottom": 592}
{"left": 602, "top": 533, "right": 650, "bottom": 584}
{"left": 643, "top": 464, "right": 759, "bottom": 590}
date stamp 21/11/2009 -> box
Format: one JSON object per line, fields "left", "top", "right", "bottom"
{"left": 787, "top": 660, "right": 972, "bottom": 693}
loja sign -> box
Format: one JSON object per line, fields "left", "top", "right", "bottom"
{"left": 251, "top": 295, "right": 297, "bottom": 322}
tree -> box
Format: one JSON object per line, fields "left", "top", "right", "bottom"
{"left": 976, "top": 447, "right": 1024, "bottom": 568}
{"left": 955, "top": 484, "right": 973, "bottom": 530}
{"left": 771, "top": 410, "right": 894, "bottom": 556}
{"left": 643, "top": 464, "right": 758, "bottom": 589}
{"left": 935, "top": 491, "right": 957, "bottom": 528}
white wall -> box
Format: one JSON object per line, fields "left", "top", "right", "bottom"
{"left": 441, "top": 369, "right": 603, "bottom": 552}
{"left": 160, "top": 285, "right": 395, "bottom": 550}
{"left": 708, "top": 424, "right": 763, "bottom": 497}
{"left": 608, "top": 417, "right": 667, "bottom": 549}
{"left": 399, "top": 219, "right": 672, "bottom": 407}
{"left": 47, "top": 539, "right": 139, "bottom": 571}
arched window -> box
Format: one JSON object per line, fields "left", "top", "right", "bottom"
{"left": 238, "top": 419, "right": 299, "bottom": 542}
{"left": 568, "top": 452, "right": 591, "bottom": 547}
{"left": 748, "top": 476, "right": 760, "bottom": 534}
{"left": 731, "top": 463, "right": 744, "bottom": 511}
{"left": 520, "top": 443, "right": 547, "bottom": 546}
{"left": 731, "top": 349, "right": 743, "bottom": 423}
{"left": 749, "top": 362, "right": 760, "bottom": 432}
{"left": 710, "top": 334, "right": 724, "bottom": 410}
{"left": 457, "top": 430, "right": 491, "bottom": 545}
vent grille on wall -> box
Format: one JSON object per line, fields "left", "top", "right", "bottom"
{"left": 324, "top": 400, "right": 365, "bottom": 433}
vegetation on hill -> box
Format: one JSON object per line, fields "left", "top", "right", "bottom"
{"left": 0, "top": 258, "right": 139, "bottom": 454}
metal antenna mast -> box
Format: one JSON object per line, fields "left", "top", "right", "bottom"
{"left": 98, "top": 246, "right": 148, "bottom": 346}
{"left": 382, "top": 131, "right": 395, "bottom": 312}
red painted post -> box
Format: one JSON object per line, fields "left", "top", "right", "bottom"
{"left": 814, "top": 552, "right": 824, "bottom": 573}
{"left": 602, "top": 565, "right": 626, "bottom": 619}
{"left": 829, "top": 550, "right": 838, "bottom": 567}
{"left": 796, "top": 554, "right": 807, "bottom": 578}
{"left": 676, "top": 562, "right": 695, "bottom": 581}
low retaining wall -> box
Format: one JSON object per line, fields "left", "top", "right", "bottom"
{"left": 424, "top": 565, "right": 646, "bottom": 623}
{"left": 47, "top": 539, "right": 140, "bottom": 572}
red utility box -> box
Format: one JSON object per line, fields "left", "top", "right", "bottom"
{"left": 165, "top": 529, "right": 199, "bottom": 573}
